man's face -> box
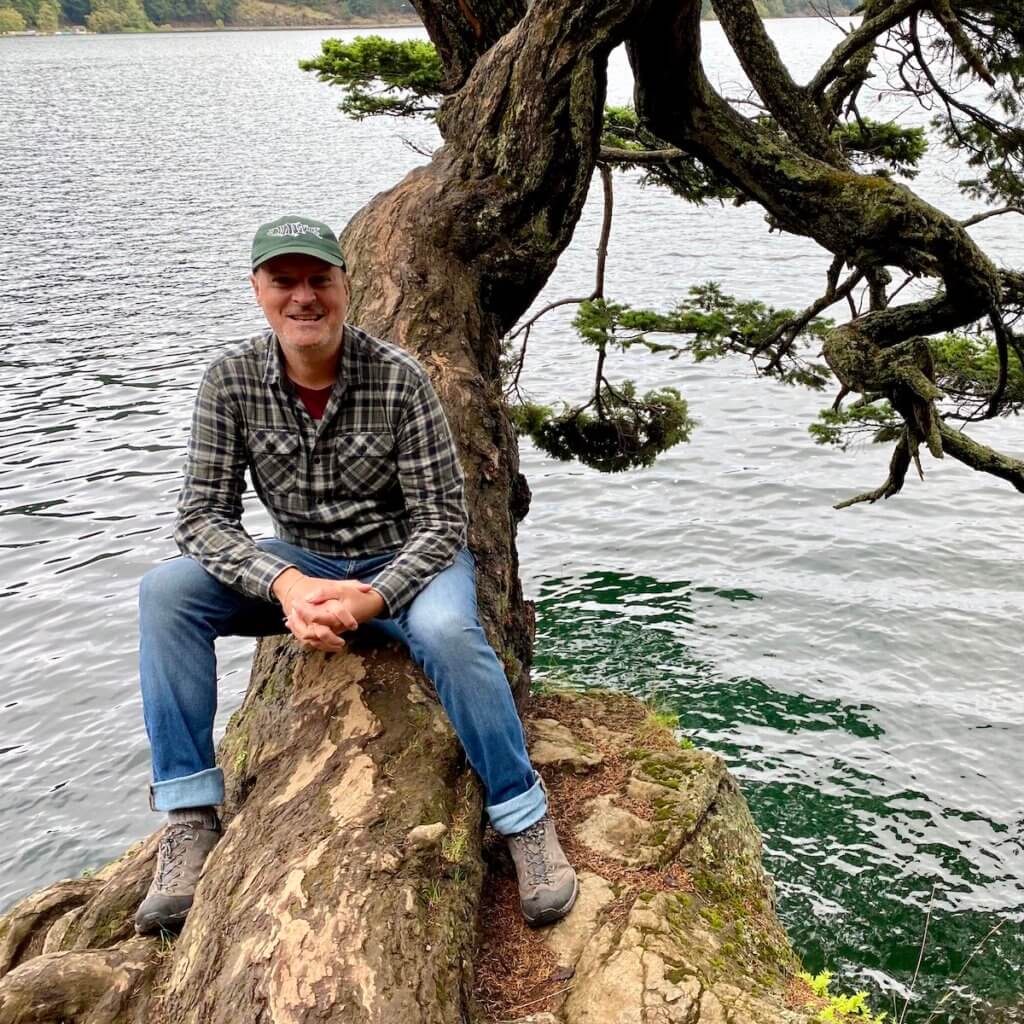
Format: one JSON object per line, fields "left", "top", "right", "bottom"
{"left": 251, "top": 253, "right": 350, "bottom": 356}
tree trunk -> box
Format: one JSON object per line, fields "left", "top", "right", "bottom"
{"left": 0, "top": 638, "right": 487, "bottom": 1023}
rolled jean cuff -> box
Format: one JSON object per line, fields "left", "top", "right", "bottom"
{"left": 486, "top": 773, "right": 547, "bottom": 836}
{"left": 149, "top": 767, "right": 224, "bottom": 812}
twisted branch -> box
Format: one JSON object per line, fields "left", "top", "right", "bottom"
{"left": 930, "top": 0, "right": 995, "bottom": 86}
{"left": 628, "top": 0, "right": 1020, "bottom": 503}
{"left": 808, "top": 0, "right": 925, "bottom": 100}
{"left": 599, "top": 145, "right": 686, "bottom": 163}
{"left": 834, "top": 429, "right": 913, "bottom": 508}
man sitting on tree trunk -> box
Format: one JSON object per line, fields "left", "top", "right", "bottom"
{"left": 133, "top": 215, "right": 578, "bottom": 936}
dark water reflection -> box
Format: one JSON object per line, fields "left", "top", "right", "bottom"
{"left": 532, "top": 574, "right": 1023, "bottom": 1021}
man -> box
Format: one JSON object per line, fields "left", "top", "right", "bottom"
{"left": 134, "top": 215, "right": 577, "bottom": 935}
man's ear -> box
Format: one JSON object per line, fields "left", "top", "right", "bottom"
{"left": 250, "top": 271, "right": 260, "bottom": 298}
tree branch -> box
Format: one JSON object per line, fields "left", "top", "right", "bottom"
{"left": 834, "top": 429, "right": 913, "bottom": 508}
{"left": 761, "top": 259, "right": 864, "bottom": 374}
{"left": 940, "top": 420, "right": 1024, "bottom": 491}
{"left": 710, "top": 0, "right": 840, "bottom": 162}
{"left": 930, "top": 0, "right": 995, "bottom": 86}
{"left": 508, "top": 296, "right": 591, "bottom": 343}
{"left": 594, "top": 162, "right": 614, "bottom": 300}
{"left": 628, "top": 0, "right": 1022, "bottom": 501}
{"left": 599, "top": 145, "right": 686, "bottom": 163}
{"left": 808, "top": 0, "right": 924, "bottom": 101}
{"left": 961, "top": 206, "right": 1024, "bottom": 227}
{"left": 907, "top": 12, "right": 1007, "bottom": 141}
{"left": 821, "top": 0, "right": 893, "bottom": 120}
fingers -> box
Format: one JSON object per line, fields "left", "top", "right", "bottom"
{"left": 295, "top": 598, "right": 358, "bottom": 633}
{"left": 299, "top": 634, "right": 346, "bottom": 653}
{"left": 286, "top": 611, "right": 346, "bottom": 653}
{"left": 305, "top": 624, "right": 345, "bottom": 653}
{"left": 282, "top": 579, "right": 370, "bottom": 652}
{"left": 331, "top": 605, "right": 360, "bottom": 632}
{"left": 305, "top": 581, "right": 374, "bottom": 604}
{"left": 285, "top": 596, "right": 358, "bottom": 651}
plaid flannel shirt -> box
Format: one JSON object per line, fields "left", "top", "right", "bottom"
{"left": 174, "top": 325, "right": 468, "bottom": 616}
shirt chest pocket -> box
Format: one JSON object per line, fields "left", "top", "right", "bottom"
{"left": 248, "top": 429, "right": 300, "bottom": 494}
{"left": 333, "top": 432, "right": 397, "bottom": 497}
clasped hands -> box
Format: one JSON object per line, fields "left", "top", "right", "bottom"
{"left": 271, "top": 568, "right": 386, "bottom": 653}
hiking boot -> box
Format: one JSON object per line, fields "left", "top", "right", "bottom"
{"left": 134, "top": 820, "right": 221, "bottom": 936}
{"left": 506, "top": 815, "right": 578, "bottom": 927}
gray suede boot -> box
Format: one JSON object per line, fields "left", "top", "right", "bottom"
{"left": 134, "top": 818, "right": 221, "bottom": 936}
{"left": 506, "top": 815, "right": 578, "bottom": 927}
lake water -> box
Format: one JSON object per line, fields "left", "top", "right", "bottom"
{"left": 0, "top": 18, "right": 1021, "bottom": 1022}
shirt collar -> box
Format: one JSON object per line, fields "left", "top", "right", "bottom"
{"left": 262, "top": 324, "right": 366, "bottom": 389}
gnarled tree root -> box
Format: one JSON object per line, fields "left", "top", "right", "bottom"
{"left": 0, "top": 637, "right": 485, "bottom": 1024}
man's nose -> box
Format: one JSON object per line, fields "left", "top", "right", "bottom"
{"left": 291, "top": 280, "right": 316, "bottom": 304}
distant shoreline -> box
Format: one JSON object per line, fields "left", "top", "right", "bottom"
{"left": 153, "top": 16, "right": 422, "bottom": 32}
{"left": 1, "top": 11, "right": 857, "bottom": 38}
{"left": 0, "top": 16, "right": 423, "bottom": 36}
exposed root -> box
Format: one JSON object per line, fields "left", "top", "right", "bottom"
{"left": 0, "top": 938, "right": 159, "bottom": 1024}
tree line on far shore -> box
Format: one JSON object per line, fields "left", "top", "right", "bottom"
{"left": 0, "top": 0, "right": 856, "bottom": 35}
{"left": 0, "top": 0, "right": 415, "bottom": 33}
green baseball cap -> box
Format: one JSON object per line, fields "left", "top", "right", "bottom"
{"left": 251, "top": 215, "right": 347, "bottom": 271}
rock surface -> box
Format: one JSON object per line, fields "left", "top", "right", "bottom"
{"left": 476, "top": 693, "right": 818, "bottom": 1024}
{"left": 529, "top": 718, "right": 604, "bottom": 772}
{"left": 542, "top": 871, "right": 615, "bottom": 970}
{"left": 408, "top": 822, "right": 449, "bottom": 849}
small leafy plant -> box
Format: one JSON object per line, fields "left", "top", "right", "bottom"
{"left": 799, "top": 969, "right": 888, "bottom": 1024}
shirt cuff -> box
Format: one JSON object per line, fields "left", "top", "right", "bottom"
{"left": 245, "top": 549, "right": 298, "bottom": 603}
{"left": 367, "top": 567, "right": 418, "bottom": 618}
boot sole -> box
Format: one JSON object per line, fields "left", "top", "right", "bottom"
{"left": 523, "top": 874, "right": 580, "bottom": 928}
{"left": 134, "top": 909, "right": 190, "bottom": 937}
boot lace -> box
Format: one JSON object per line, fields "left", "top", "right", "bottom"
{"left": 155, "top": 824, "right": 195, "bottom": 891}
{"left": 516, "top": 819, "right": 552, "bottom": 886}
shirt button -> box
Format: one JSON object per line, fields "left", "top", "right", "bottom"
{"left": 313, "top": 457, "right": 321, "bottom": 465}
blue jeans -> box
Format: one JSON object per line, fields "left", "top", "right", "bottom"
{"left": 138, "top": 542, "right": 545, "bottom": 835}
